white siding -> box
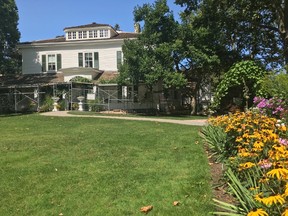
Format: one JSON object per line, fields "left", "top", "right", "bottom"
{"left": 20, "top": 40, "right": 125, "bottom": 74}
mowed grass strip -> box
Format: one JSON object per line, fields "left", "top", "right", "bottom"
{"left": 0, "top": 114, "right": 213, "bottom": 215}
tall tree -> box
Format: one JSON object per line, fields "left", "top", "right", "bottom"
{"left": 0, "top": 0, "right": 21, "bottom": 75}
{"left": 119, "top": 0, "right": 221, "bottom": 114}
{"left": 175, "top": 0, "right": 288, "bottom": 69}
{"left": 119, "top": 0, "right": 187, "bottom": 90}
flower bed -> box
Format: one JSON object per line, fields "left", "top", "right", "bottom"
{"left": 203, "top": 97, "right": 288, "bottom": 216}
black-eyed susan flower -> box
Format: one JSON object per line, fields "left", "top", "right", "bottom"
{"left": 267, "top": 167, "right": 288, "bottom": 180}
{"left": 247, "top": 208, "right": 268, "bottom": 216}
{"left": 259, "top": 194, "right": 285, "bottom": 206}
{"left": 238, "top": 162, "right": 256, "bottom": 171}
{"left": 282, "top": 208, "right": 288, "bottom": 216}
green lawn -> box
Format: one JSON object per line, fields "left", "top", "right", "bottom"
{"left": 0, "top": 114, "right": 213, "bottom": 215}
{"left": 68, "top": 111, "right": 208, "bottom": 120}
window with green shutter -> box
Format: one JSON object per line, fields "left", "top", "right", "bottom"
{"left": 57, "top": 54, "right": 62, "bottom": 70}
{"left": 42, "top": 55, "right": 46, "bottom": 72}
{"left": 78, "top": 53, "right": 83, "bottom": 67}
{"left": 117, "top": 51, "right": 122, "bottom": 69}
{"left": 94, "top": 52, "right": 99, "bottom": 69}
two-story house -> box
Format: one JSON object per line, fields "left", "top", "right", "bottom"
{"left": 19, "top": 22, "right": 139, "bottom": 81}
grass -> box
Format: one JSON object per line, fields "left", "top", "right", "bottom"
{"left": 0, "top": 114, "right": 213, "bottom": 215}
{"left": 68, "top": 111, "right": 208, "bottom": 120}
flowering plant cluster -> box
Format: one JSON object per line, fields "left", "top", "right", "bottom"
{"left": 208, "top": 110, "right": 288, "bottom": 216}
{"left": 253, "top": 97, "right": 287, "bottom": 120}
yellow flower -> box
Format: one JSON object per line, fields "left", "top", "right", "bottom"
{"left": 282, "top": 208, "right": 288, "bottom": 216}
{"left": 260, "top": 194, "right": 285, "bottom": 206}
{"left": 247, "top": 208, "right": 268, "bottom": 216}
{"left": 267, "top": 167, "right": 288, "bottom": 180}
{"left": 253, "top": 141, "right": 264, "bottom": 149}
{"left": 239, "top": 162, "right": 256, "bottom": 171}
{"left": 284, "top": 183, "right": 288, "bottom": 197}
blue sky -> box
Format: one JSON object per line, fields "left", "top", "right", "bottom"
{"left": 15, "top": 0, "right": 182, "bottom": 42}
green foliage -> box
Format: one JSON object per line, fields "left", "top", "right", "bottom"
{"left": 69, "top": 76, "right": 92, "bottom": 83}
{"left": 0, "top": 0, "right": 21, "bottom": 75}
{"left": 39, "top": 95, "right": 53, "bottom": 112}
{"left": 175, "top": 0, "right": 288, "bottom": 68}
{"left": 212, "top": 60, "right": 266, "bottom": 110}
{"left": 200, "top": 125, "right": 228, "bottom": 162}
{"left": 87, "top": 99, "right": 103, "bottom": 112}
{"left": 119, "top": 0, "right": 188, "bottom": 90}
{"left": 259, "top": 72, "right": 288, "bottom": 99}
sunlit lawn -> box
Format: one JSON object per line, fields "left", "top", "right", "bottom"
{"left": 0, "top": 114, "right": 213, "bottom": 215}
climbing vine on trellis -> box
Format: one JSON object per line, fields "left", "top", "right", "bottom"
{"left": 212, "top": 60, "right": 267, "bottom": 110}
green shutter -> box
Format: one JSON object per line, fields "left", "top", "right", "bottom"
{"left": 94, "top": 52, "right": 99, "bottom": 69}
{"left": 117, "top": 51, "right": 122, "bottom": 69}
{"left": 78, "top": 53, "right": 83, "bottom": 67}
{"left": 57, "top": 54, "right": 62, "bottom": 70}
{"left": 42, "top": 55, "right": 46, "bottom": 72}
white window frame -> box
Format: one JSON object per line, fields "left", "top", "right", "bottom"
{"left": 48, "top": 54, "right": 56, "bottom": 71}
{"left": 84, "top": 53, "right": 93, "bottom": 68}
{"left": 72, "top": 32, "right": 77, "bottom": 39}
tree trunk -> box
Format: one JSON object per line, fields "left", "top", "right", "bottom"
{"left": 190, "top": 96, "right": 196, "bottom": 115}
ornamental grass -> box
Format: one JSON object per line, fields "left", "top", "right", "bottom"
{"left": 207, "top": 109, "right": 288, "bottom": 216}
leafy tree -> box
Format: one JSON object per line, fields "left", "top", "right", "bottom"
{"left": 119, "top": 0, "right": 222, "bottom": 114}
{"left": 259, "top": 72, "right": 288, "bottom": 99}
{"left": 119, "top": 0, "right": 187, "bottom": 90}
{"left": 175, "top": 0, "right": 288, "bottom": 69}
{"left": 113, "top": 24, "right": 120, "bottom": 31}
{"left": 0, "top": 0, "right": 21, "bottom": 75}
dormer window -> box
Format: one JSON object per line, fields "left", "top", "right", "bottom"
{"left": 65, "top": 23, "right": 114, "bottom": 40}
{"left": 99, "top": 29, "right": 108, "bottom": 38}
{"left": 72, "top": 32, "right": 76, "bottom": 39}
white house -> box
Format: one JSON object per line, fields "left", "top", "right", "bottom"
{"left": 13, "top": 22, "right": 209, "bottom": 114}
{"left": 18, "top": 22, "right": 139, "bottom": 81}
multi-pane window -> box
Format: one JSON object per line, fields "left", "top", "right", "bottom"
{"left": 68, "top": 32, "right": 72, "bottom": 39}
{"left": 42, "top": 54, "right": 61, "bottom": 72}
{"left": 93, "top": 30, "right": 98, "bottom": 38}
{"left": 72, "top": 32, "right": 76, "bottom": 39}
{"left": 99, "top": 30, "right": 104, "bottom": 38}
{"left": 103, "top": 29, "right": 108, "bottom": 37}
{"left": 78, "top": 31, "right": 83, "bottom": 39}
{"left": 89, "top": 30, "right": 93, "bottom": 38}
{"left": 48, "top": 55, "right": 56, "bottom": 71}
{"left": 85, "top": 53, "right": 93, "bottom": 67}
{"left": 67, "top": 29, "right": 110, "bottom": 40}
{"left": 78, "top": 52, "right": 99, "bottom": 69}
{"left": 83, "top": 31, "right": 87, "bottom": 39}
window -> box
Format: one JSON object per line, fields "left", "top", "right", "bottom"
{"left": 99, "top": 30, "right": 104, "bottom": 38}
{"left": 72, "top": 32, "right": 76, "bottom": 39}
{"left": 68, "top": 32, "right": 72, "bottom": 39}
{"left": 93, "top": 30, "right": 98, "bottom": 38}
{"left": 117, "top": 51, "right": 122, "bottom": 69}
{"left": 103, "top": 29, "right": 108, "bottom": 37}
{"left": 85, "top": 53, "right": 93, "bottom": 67}
{"left": 83, "top": 31, "right": 87, "bottom": 39}
{"left": 78, "top": 52, "right": 99, "bottom": 69}
{"left": 89, "top": 30, "right": 93, "bottom": 38}
{"left": 48, "top": 55, "right": 56, "bottom": 71}
{"left": 41, "top": 54, "right": 61, "bottom": 72}
{"left": 78, "top": 31, "right": 83, "bottom": 39}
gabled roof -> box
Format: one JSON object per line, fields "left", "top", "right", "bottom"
{"left": 20, "top": 32, "right": 139, "bottom": 45}
{"left": 64, "top": 22, "right": 111, "bottom": 30}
